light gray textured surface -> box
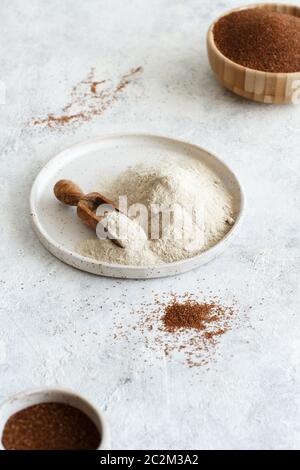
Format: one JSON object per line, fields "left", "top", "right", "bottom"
{"left": 0, "top": 0, "right": 300, "bottom": 450}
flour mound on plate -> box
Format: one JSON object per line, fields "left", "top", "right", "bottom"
{"left": 77, "top": 238, "right": 161, "bottom": 266}
{"left": 76, "top": 160, "right": 235, "bottom": 266}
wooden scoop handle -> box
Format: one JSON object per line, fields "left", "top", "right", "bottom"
{"left": 54, "top": 180, "right": 84, "bottom": 206}
{"left": 54, "top": 179, "right": 117, "bottom": 232}
{"left": 54, "top": 180, "right": 116, "bottom": 208}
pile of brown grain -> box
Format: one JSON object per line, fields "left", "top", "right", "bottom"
{"left": 32, "top": 66, "right": 143, "bottom": 129}
{"left": 214, "top": 8, "right": 300, "bottom": 73}
{"left": 2, "top": 403, "right": 100, "bottom": 450}
{"left": 114, "top": 292, "right": 239, "bottom": 368}
{"left": 162, "top": 298, "right": 230, "bottom": 338}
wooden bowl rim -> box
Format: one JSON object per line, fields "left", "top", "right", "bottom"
{"left": 207, "top": 2, "right": 300, "bottom": 77}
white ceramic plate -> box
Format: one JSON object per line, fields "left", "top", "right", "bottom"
{"left": 30, "top": 133, "right": 244, "bottom": 279}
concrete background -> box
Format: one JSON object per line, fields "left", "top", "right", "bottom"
{"left": 0, "top": 0, "right": 300, "bottom": 449}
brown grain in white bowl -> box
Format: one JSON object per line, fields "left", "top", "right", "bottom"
{"left": 207, "top": 3, "right": 300, "bottom": 104}
{"left": 0, "top": 387, "right": 109, "bottom": 450}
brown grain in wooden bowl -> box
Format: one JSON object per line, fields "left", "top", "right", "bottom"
{"left": 207, "top": 3, "right": 300, "bottom": 104}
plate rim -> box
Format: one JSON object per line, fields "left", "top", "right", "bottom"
{"left": 30, "top": 132, "right": 245, "bottom": 277}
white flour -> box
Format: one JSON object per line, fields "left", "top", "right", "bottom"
{"left": 77, "top": 238, "right": 161, "bottom": 266}
{"left": 76, "top": 159, "right": 235, "bottom": 265}
{"left": 96, "top": 210, "right": 147, "bottom": 249}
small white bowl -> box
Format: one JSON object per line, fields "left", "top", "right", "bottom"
{"left": 0, "top": 387, "right": 109, "bottom": 450}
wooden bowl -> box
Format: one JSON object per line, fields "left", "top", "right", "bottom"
{"left": 207, "top": 3, "right": 300, "bottom": 104}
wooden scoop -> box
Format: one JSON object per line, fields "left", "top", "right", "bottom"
{"left": 54, "top": 179, "right": 123, "bottom": 247}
